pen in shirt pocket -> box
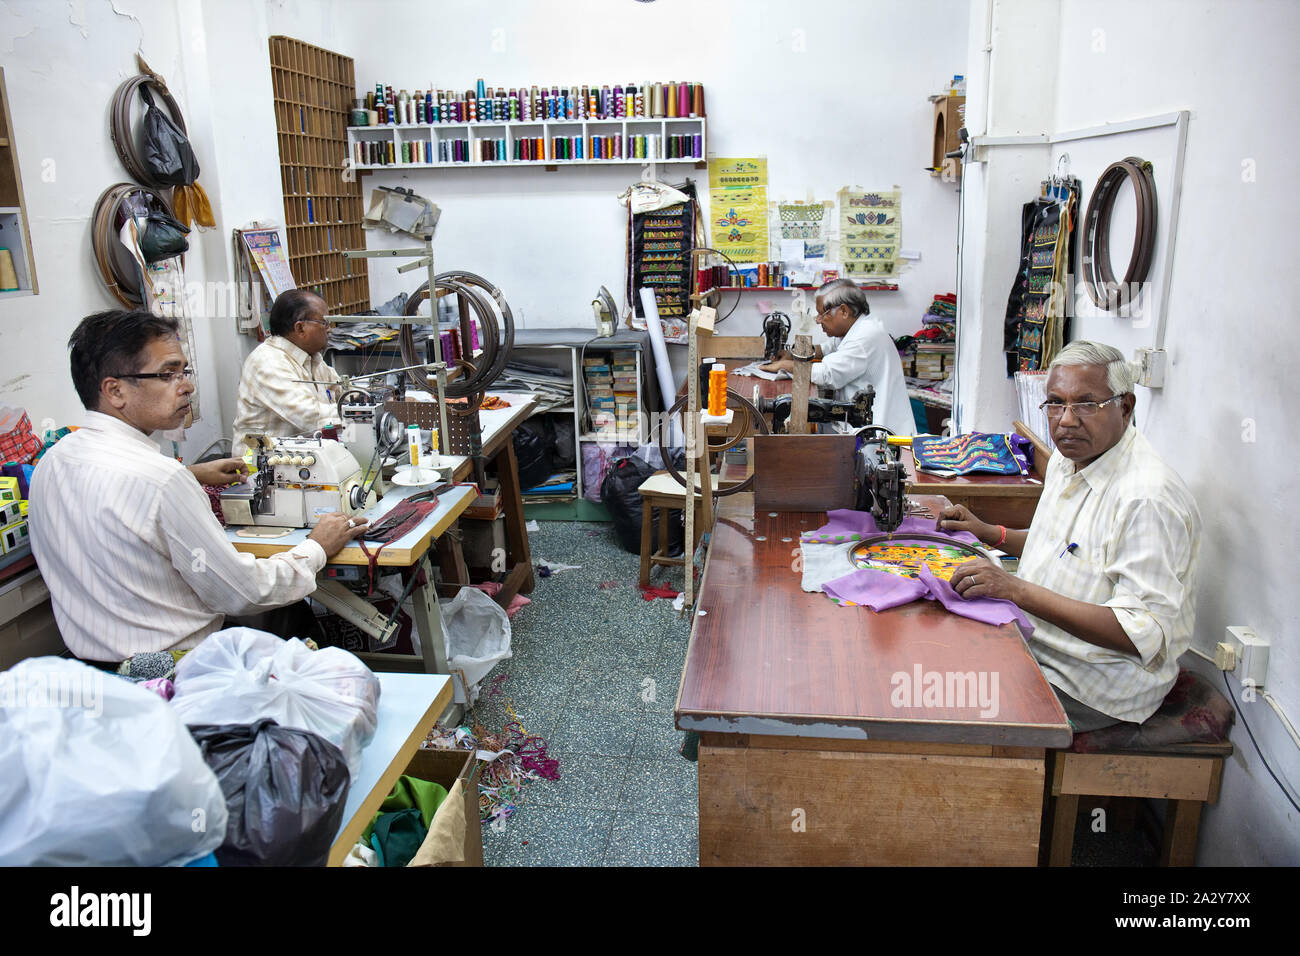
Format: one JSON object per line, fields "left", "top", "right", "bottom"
{"left": 1059, "top": 542, "right": 1079, "bottom": 559}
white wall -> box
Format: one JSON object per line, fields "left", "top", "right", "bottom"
{"left": 0, "top": 0, "right": 968, "bottom": 446}
{"left": 961, "top": 0, "right": 1300, "bottom": 864}
{"left": 0, "top": 0, "right": 228, "bottom": 457}
{"left": 305, "top": 0, "right": 969, "bottom": 352}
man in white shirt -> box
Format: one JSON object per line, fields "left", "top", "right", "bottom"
{"left": 29, "top": 309, "right": 368, "bottom": 663}
{"left": 231, "top": 289, "right": 341, "bottom": 456}
{"left": 938, "top": 341, "right": 1202, "bottom": 732}
{"left": 760, "top": 279, "right": 915, "bottom": 436}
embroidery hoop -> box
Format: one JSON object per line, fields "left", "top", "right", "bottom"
{"left": 848, "top": 532, "right": 997, "bottom": 575}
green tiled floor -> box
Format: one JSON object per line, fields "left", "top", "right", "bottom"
{"left": 469, "top": 520, "right": 697, "bottom": 867}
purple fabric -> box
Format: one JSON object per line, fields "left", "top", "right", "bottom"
{"left": 1007, "top": 433, "right": 1035, "bottom": 474}
{"left": 802, "top": 509, "right": 980, "bottom": 546}
{"left": 816, "top": 540, "right": 1035, "bottom": 636}
{"left": 142, "top": 677, "right": 175, "bottom": 701}
{"left": 918, "top": 564, "right": 1035, "bottom": 635}
{"left": 822, "top": 567, "right": 929, "bottom": 610}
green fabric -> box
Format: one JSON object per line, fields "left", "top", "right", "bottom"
{"left": 369, "top": 808, "right": 426, "bottom": 868}
{"left": 361, "top": 775, "right": 449, "bottom": 842}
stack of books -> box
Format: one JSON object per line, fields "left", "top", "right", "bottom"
{"left": 914, "top": 342, "right": 954, "bottom": 382}
{"left": 584, "top": 354, "right": 616, "bottom": 435}
{"left": 610, "top": 351, "right": 639, "bottom": 439}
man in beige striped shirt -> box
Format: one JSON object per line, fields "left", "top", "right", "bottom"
{"left": 939, "top": 341, "right": 1202, "bottom": 731}
{"left": 29, "top": 309, "right": 368, "bottom": 663}
{"left": 231, "top": 289, "right": 341, "bottom": 457}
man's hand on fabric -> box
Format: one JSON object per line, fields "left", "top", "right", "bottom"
{"left": 188, "top": 458, "right": 250, "bottom": 487}
{"left": 307, "top": 512, "right": 370, "bottom": 559}
{"left": 761, "top": 358, "right": 795, "bottom": 374}
{"left": 949, "top": 560, "right": 1022, "bottom": 603}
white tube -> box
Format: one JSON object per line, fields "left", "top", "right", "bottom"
{"left": 640, "top": 287, "right": 682, "bottom": 446}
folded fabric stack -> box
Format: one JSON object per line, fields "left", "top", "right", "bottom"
{"left": 918, "top": 292, "right": 957, "bottom": 340}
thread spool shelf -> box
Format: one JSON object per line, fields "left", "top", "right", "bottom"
{"left": 346, "top": 117, "right": 706, "bottom": 170}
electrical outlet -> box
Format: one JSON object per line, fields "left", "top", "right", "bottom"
{"left": 1133, "top": 348, "right": 1166, "bottom": 388}
{"left": 1224, "top": 626, "right": 1269, "bottom": 688}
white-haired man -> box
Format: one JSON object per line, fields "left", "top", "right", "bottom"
{"left": 760, "top": 278, "right": 915, "bottom": 436}
{"left": 937, "top": 341, "right": 1201, "bottom": 732}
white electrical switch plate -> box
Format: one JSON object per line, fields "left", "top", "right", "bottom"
{"left": 1133, "top": 347, "right": 1167, "bottom": 388}
{"left": 1224, "top": 626, "right": 1269, "bottom": 688}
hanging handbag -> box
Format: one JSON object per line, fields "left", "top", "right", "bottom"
{"left": 140, "top": 208, "right": 191, "bottom": 263}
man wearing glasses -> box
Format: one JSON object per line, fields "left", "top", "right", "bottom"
{"left": 938, "top": 341, "right": 1201, "bottom": 732}
{"left": 28, "top": 310, "right": 368, "bottom": 663}
{"left": 231, "top": 288, "right": 341, "bottom": 456}
{"left": 760, "top": 278, "right": 915, "bottom": 437}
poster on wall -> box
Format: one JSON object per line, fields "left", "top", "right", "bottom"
{"left": 772, "top": 199, "right": 836, "bottom": 261}
{"left": 709, "top": 157, "right": 769, "bottom": 265}
{"left": 839, "top": 188, "right": 902, "bottom": 277}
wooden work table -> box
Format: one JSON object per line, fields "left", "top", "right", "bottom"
{"left": 902, "top": 446, "right": 1044, "bottom": 528}
{"left": 677, "top": 491, "right": 1071, "bottom": 866}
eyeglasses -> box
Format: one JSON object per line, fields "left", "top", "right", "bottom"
{"left": 1039, "top": 394, "right": 1124, "bottom": 419}
{"left": 117, "top": 366, "right": 195, "bottom": 386}
{"left": 300, "top": 318, "right": 331, "bottom": 329}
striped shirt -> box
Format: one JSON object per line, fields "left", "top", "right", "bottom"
{"left": 231, "top": 336, "right": 340, "bottom": 455}
{"left": 1019, "top": 426, "right": 1201, "bottom": 723}
{"left": 811, "top": 317, "right": 915, "bottom": 437}
{"left": 28, "top": 411, "right": 325, "bottom": 662}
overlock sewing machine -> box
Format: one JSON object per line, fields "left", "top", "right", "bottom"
{"left": 221, "top": 434, "right": 377, "bottom": 528}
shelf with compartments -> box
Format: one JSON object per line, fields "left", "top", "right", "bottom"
{"left": 346, "top": 117, "right": 706, "bottom": 170}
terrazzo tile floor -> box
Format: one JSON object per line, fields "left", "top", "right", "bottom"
{"left": 467, "top": 519, "right": 699, "bottom": 867}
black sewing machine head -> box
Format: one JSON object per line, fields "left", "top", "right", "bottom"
{"left": 762, "top": 311, "right": 791, "bottom": 362}
{"left": 759, "top": 387, "right": 875, "bottom": 434}
{"left": 854, "top": 427, "right": 907, "bottom": 533}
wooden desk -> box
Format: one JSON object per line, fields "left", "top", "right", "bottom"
{"left": 328, "top": 671, "right": 452, "bottom": 866}
{"left": 228, "top": 393, "right": 533, "bottom": 676}
{"left": 902, "top": 447, "right": 1044, "bottom": 528}
{"left": 676, "top": 493, "right": 1071, "bottom": 866}
{"left": 439, "top": 393, "right": 536, "bottom": 604}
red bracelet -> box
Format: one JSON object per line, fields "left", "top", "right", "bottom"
{"left": 994, "top": 525, "right": 1007, "bottom": 547}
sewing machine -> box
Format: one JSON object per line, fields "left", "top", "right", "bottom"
{"left": 760, "top": 387, "right": 876, "bottom": 434}
{"left": 338, "top": 400, "right": 407, "bottom": 493}
{"left": 854, "top": 429, "right": 909, "bottom": 533}
{"left": 221, "top": 435, "right": 376, "bottom": 528}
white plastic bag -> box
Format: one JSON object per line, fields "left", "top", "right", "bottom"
{"left": 439, "top": 588, "right": 512, "bottom": 704}
{"left": 171, "top": 628, "right": 380, "bottom": 781}
{"left": 0, "top": 657, "right": 228, "bottom": 866}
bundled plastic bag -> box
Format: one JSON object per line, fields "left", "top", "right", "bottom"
{"left": 439, "top": 588, "right": 511, "bottom": 704}
{"left": 0, "top": 657, "right": 227, "bottom": 866}
{"left": 189, "top": 719, "right": 351, "bottom": 867}
{"left": 140, "top": 84, "right": 200, "bottom": 186}
{"left": 172, "top": 628, "right": 380, "bottom": 780}
{"left": 600, "top": 455, "right": 686, "bottom": 556}
{"left": 513, "top": 420, "right": 555, "bottom": 490}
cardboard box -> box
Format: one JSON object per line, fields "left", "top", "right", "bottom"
{"left": 1, "top": 520, "right": 28, "bottom": 554}
{"left": 0, "top": 500, "right": 22, "bottom": 527}
{"left": 0, "top": 477, "right": 17, "bottom": 503}
{"left": 402, "top": 747, "right": 483, "bottom": 867}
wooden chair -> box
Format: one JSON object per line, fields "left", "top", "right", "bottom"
{"left": 1043, "top": 670, "right": 1235, "bottom": 867}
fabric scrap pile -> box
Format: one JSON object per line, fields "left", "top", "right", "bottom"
{"left": 424, "top": 705, "right": 560, "bottom": 828}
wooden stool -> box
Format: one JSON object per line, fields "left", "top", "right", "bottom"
{"left": 637, "top": 470, "right": 707, "bottom": 588}
{"left": 1043, "top": 670, "right": 1235, "bottom": 867}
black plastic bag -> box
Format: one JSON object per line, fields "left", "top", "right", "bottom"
{"left": 189, "top": 719, "right": 351, "bottom": 867}
{"left": 513, "top": 420, "right": 554, "bottom": 491}
{"left": 600, "top": 455, "right": 686, "bottom": 556}
{"left": 140, "top": 208, "right": 190, "bottom": 263}
{"left": 141, "top": 85, "right": 200, "bottom": 187}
